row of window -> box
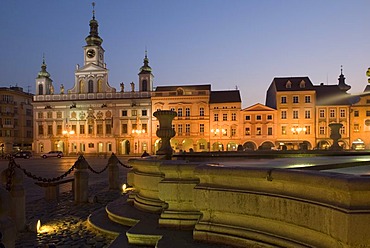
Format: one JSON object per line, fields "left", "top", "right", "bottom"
{"left": 281, "top": 110, "right": 311, "bottom": 119}
{"left": 0, "top": 130, "right": 32, "bottom": 138}
{"left": 213, "top": 113, "right": 237, "bottom": 121}
{"left": 281, "top": 95, "right": 311, "bottom": 104}
{"left": 319, "top": 109, "right": 346, "bottom": 118}
{"left": 38, "top": 123, "right": 148, "bottom": 136}
{"left": 245, "top": 114, "right": 273, "bottom": 121}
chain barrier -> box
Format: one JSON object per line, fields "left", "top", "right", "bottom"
{"left": 88, "top": 164, "right": 109, "bottom": 174}
{"left": 117, "top": 159, "right": 132, "bottom": 168}
{"left": 4, "top": 157, "right": 77, "bottom": 189}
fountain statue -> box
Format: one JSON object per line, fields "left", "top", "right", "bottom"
{"left": 153, "top": 110, "right": 177, "bottom": 159}
{"left": 329, "top": 123, "right": 343, "bottom": 150}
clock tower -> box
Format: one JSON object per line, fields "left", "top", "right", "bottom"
{"left": 84, "top": 3, "right": 104, "bottom": 68}
{"left": 69, "top": 3, "right": 115, "bottom": 94}
{"left": 138, "top": 51, "right": 154, "bottom": 92}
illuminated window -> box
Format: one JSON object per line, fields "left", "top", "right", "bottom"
{"left": 47, "top": 112, "right": 52, "bottom": 118}
{"left": 47, "top": 125, "right": 53, "bottom": 135}
{"left": 88, "top": 124, "right": 94, "bottom": 135}
{"left": 178, "top": 108, "right": 183, "bottom": 117}
{"left": 256, "top": 127, "right": 261, "bottom": 135}
{"left": 131, "top": 110, "right": 137, "bottom": 116}
{"left": 214, "top": 113, "right": 218, "bottom": 121}
{"left": 305, "top": 126, "right": 310, "bottom": 135}
{"left": 354, "top": 124, "right": 359, "bottom": 132}
{"left": 330, "top": 109, "right": 335, "bottom": 118}
{"left": 245, "top": 127, "right": 250, "bottom": 135}
{"left": 223, "top": 114, "right": 227, "bottom": 121}
{"left": 232, "top": 113, "right": 236, "bottom": 121}
{"left": 281, "top": 96, "right": 287, "bottom": 103}
{"left": 319, "top": 126, "right": 325, "bottom": 135}
{"left": 231, "top": 128, "right": 236, "bottom": 136}
{"left": 340, "top": 125, "right": 345, "bottom": 135}
{"left": 57, "top": 112, "right": 62, "bottom": 118}
{"left": 38, "top": 112, "right": 43, "bottom": 119}
{"left": 57, "top": 125, "right": 62, "bottom": 135}
{"left": 305, "top": 95, "right": 311, "bottom": 103}
{"left": 293, "top": 96, "right": 299, "bottom": 103}
{"left": 142, "top": 123, "right": 147, "bottom": 132}
{"left": 282, "top": 126, "right": 286, "bottom": 135}
{"left": 106, "top": 124, "right": 111, "bottom": 135}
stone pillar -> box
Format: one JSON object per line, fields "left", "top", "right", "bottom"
{"left": 1, "top": 166, "right": 26, "bottom": 231}
{"left": 153, "top": 110, "right": 177, "bottom": 160}
{"left": 0, "top": 187, "right": 16, "bottom": 248}
{"left": 108, "top": 153, "right": 120, "bottom": 190}
{"left": 329, "top": 123, "right": 343, "bottom": 150}
{"left": 74, "top": 156, "right": 89, "bottom": 203}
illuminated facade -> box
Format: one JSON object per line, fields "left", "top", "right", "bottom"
{"left": 266, "top": 77, "right": 316, "bottom": 150}
{"left": 0, "top": 87, "right": 33, "bottom": 155}
{"left": 241, "top": 103, "right": 277, "bottom": 150}
{"left": 32, "top": 10, "right": 152, "bottom": 155}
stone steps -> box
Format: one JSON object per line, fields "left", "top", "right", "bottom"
{"left": 88, "top": 195, "right": 230, "bottom": 247}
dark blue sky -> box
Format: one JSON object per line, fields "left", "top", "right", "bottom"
{"left": 1, "top": 0, "right": 369, "bottom": 107}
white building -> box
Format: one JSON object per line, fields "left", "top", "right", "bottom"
{"left": 33, "top": 9, "right": 153, "bottom": 156}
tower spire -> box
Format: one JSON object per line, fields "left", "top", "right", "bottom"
{"left": 338, "top": 65, "right": 351, "bottom": 91}
{"left": 139, "top": 50, "right": 152, "bottom": 74}
{"left": 85, "top": 2, "right": 103, "bottom": 46}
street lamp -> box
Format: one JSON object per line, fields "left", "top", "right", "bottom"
{"left": 291, "top": 127, "right": 306, "bottom": 150}
{"left": 62, "top": 129, "right": 75, "bottom": 155}
{"left": 211, "top": 128, "right": 226, "bottom": 151}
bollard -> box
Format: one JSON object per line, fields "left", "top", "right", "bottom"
{"left": 108, "top": 153, "right": 120, "bottom": 190}
{"left": 1, "top": 166, "right": 26, "bottom": 231}
{"left": 0, "top": 187, "right": 16, "bottom": 247}
{"left": 74, "top": 157, "right": 89, "bottom": 203}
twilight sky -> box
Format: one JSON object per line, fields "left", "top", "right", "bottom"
{"left": 1, "top": 0, "right": 369, "bottom": 108}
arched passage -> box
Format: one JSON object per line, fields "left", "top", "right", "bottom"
{"left": 243, "top": 141, "right": 256, "bottom": 151}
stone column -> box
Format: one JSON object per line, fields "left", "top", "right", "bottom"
{"left": 0, "top": 187, "right": 16, "bottom": 248}
{"left": 329, "top": 123, "right": 343, "bottom": 150}
{"left": 108, "top": 153, "right": 120, "bottom": 190}
{"left": 74, "top": 157, "right": 89, "bottom": 203}
{"left": 1, "top": 166, "right": 26, "bottom": 231}
{"left": 153, "top": 110, "right": 177, "bottom": 160}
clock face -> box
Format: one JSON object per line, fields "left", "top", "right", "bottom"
{"left": 87, "top": 49, "right": 95, "bottom": 58}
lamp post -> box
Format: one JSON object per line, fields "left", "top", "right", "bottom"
{"left": 211, "top": 128, "right": 226, "bottom": 151}
{"left": 291, "top": 126, "right": 306, "bottom": 150}
{"left": 62, "top": 129, "right": 75, "bottom": 155}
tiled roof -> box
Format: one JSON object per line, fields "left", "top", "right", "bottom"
{"left": 210, "top": 90, "right": 241, "bottom": 103}
{"left": 272, "top": 77, "right": 315, "bottom": 91}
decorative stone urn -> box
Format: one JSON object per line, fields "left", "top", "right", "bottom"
{"left": 329, "top": 123, "right": 343, "bottom": 150}
{"left": 154, "top": 110, "right": 177, "bottom": 160}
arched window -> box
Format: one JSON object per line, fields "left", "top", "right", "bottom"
{"left": 79, "top": 80, "right": 84, "bottom": 93}
{"left": 88, "top": 80, "right": 94, "bottom": 93}
{"left": 97, "top": 79, "right": 103, "bottom": 92}
{"left": 142, "top": 79, "right": 148, "bottom": 91}
{"left": 38, "top": 84, "right": 44, "bottom": 95}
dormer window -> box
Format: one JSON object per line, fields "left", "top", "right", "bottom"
{"left": 286, "top": 81, "right": 292, "bottom": 88}
{"left": 176, "top": 88, "right": 184, "bottom": 95}
{"left": 300, "top": 80, "right": 306, "bottom": 88}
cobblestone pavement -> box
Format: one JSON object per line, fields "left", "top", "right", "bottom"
{"left": 16, "top": 181, "right": 123, "bottom": 248}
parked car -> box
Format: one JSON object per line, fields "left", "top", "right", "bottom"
{"left": 41, "top": 151, "right": 63, "bottom": 159}
{"left": 13, "top": 151, "right": 32, "bottom": 159}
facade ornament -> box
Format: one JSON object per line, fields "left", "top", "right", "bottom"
{"left": 60, "top": 84, "right": 64, "bottom": 94}
{"left": 120, "top": 82, "right": 124, "bottom": 92}
{"left": 130, "top": 82, "right": 135, "bottom": 92}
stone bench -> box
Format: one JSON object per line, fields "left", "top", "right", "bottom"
{"left": 35, "top": 178, "right": 74, "bottom": 201}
